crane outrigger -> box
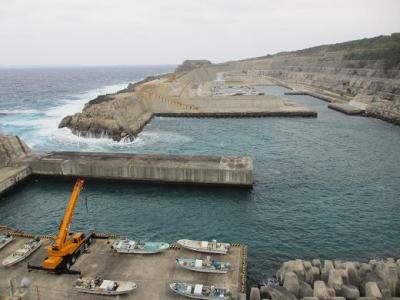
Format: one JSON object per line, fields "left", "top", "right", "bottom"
{"left": 30, "top": 178, "right": 93, "bottom": 273}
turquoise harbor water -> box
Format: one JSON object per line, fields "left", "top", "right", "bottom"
{"left": 1, "top": 68, "right": 400, "bottom": 285}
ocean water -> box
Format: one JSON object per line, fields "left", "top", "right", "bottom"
{"left": 0, "top": 66, "right": 174, "bottom": 151}
{"left": 0, "top": 68, "right": 400, "bottom": 286}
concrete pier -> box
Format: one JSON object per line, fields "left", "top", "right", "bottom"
{"left": 0, "top": 228, "right": 247, "bottom": 300}
{"left": 30, "top": 152, "right": 253, "bottom": 187}
{"left": 328, "top": 102, "right": 366, "bottom": 115}
{"left": 0, "top": 166, "right": 31, "bottom": 195}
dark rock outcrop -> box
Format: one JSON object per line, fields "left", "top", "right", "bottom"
{"left": 175, "top": 60, "right": 212, "bottom": 73}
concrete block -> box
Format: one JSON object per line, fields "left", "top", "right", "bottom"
{"left": 327, "top": 287, "right": 336, "bottom": 297}
{"left": 368, "top": 260, "right": 377, "bottom": 268}
{"left": 348, "top": 267, "right": 360, "bottom": 288}
{"left": 334, "top": 260, "right": 344, "bottom": 269}
{"left": 284, "top": 271, "right": 300, "bottom": 298}
{"left": 359, "top": 263, "right": 372, "bottom": 277}
{"left": 304, "top": 261, "right": 312, "bottom": 271}
{"left": 397, "top": 281, "right": 400, "bottom": 297}
{"left": 322, "top": 261, "right": 335, "bottom": 282}
{"left": 341, "top": 284, "right": 360, "bottom": 300}
{"left": 365, "top": 282, "right": 383, "bottom": 299}
{"left": 307, "top": 267, "right": 321, "bottom": 284}
{"left": 314, "top": 281, "right": 329, "bottom": 299}
{"left": 338, "top": 269, "right": 349, "bottom": 285}
{"left": 250, "top": 287, "right": 261, "bottom": 300}
{"left": 299, "top": 281, "right": 314, "bottom": 298}
{"left": 277, "top": 260, "right": 306, "bottom": 282}
{"left": 264, "top": 286, "right": 297, "bottom": 300}
{"left": 328, "top": 269, "right": 344, "bottom": 293}
{"left": 312, "top": 259, "right": 322, "bottom": 269}
{"left": 260, "top": 286, "right": 270, "bottom": 299}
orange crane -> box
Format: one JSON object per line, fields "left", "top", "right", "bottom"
{"left": 40, "top": 178, "right": 93, "bottom": 273}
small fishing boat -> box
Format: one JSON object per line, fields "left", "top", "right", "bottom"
{"left": 177, "top": 239, "right": 230, "bottom": 254}
{"left": 170, "top": 282, "right": 231, "bottom": 299}
{"left": 176, "top": 256, "right": 231, "bottom": 274}
{"left": 0, "top": 234, "right": 13, "bottom": 250}
{"left": 2, "top": 238, "right": 41, "bottom": 267}
{"left": 75, "top": 277, "right": 137, "bottom": 295}
{"left": 111, "top": 238, "right": 169, "bottom": 254}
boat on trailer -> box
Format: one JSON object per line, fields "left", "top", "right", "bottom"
{"left": 177, "top": 239, "right": 230, "bottom": 254}
{"left": 0, "top": 234, "right": 13, "bottom": 250}
{"left": 176, "top": 256, "right": 231, "bottom": 273}
{"left": 75, "top": 277, "right": 137, "bottom": 295}
{"left": 111, "top": 238, "right": 170, "bottom": 254}
{"left": 2, "top": 238, "right": 41, "bottom": 267}
{"left": 170, "top": 282, "right": 231, "bottom": 299}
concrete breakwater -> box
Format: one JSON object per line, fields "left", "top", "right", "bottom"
{"left": 0, "top": 134, "right": 254, "bottom": 196}
{"left": 249, "top": 258, "right": 400, "bottom": 300}
{"left": 30, "top": 151, "right": 253, "bottom": 187}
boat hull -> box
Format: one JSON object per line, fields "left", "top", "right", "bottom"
{"left": 2, "top": 240, "right": 41, "bottom": 267}
{"left": 176, "top": 259, "right": 230, "bottom": 274}
{"left": 113, "top": 240, "right": 169, "bottom": 254}
{"left": 0, "top": 236, "right": 13, "bottom": 250}
{"left": 178, "top": 265, "right": 228, "bottom": 274}
{"left": 170, "top": 283, "right": 230, "bottom": 300}
{"left": 75, "top": 281, "right": 137, "bottom": 295}
{"left": 177, "top": 239, "right": 230, "bottom": 254}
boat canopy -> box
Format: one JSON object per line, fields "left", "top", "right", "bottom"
{"left": 194, "top": 284, "right": 203, "bottom": 295}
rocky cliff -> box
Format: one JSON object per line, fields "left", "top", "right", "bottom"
{"left": 235, "top": 33, "right": 400, "bottom": 124}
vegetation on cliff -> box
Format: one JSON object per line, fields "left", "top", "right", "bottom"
{"left": 262, "top": 33, "right": 400, "bottom": 70}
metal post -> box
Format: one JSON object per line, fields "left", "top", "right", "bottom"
{"left": 9, "top": 279, "right": 14, "bottom": 298}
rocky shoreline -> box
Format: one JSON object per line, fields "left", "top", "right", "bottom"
{"left": 250, "top": 258, "right": 400, "bottom": 300}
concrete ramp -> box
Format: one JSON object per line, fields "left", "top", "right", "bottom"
{"left": 31, "top": 152, "right": 253, "bottom": 187}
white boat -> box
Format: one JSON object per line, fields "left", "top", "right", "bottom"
{"left": 2, "top": 238, "right": 41, "bottom": 267}
{"left": 177, "top": 239, "right": 230, "bottom": 254}
{"left": 0, "top": 234, "right": 13, "bottom": 250}
{"left": 176, "top": 257, "right": 231, "bottom": 274}
{"left": 75, "top": 277, "right": 137, "bottom": 295}
{"left": 111, "top": 239, "right": 169, "bottom": 254}
{"left": 170, "top": 282, "right": 231, "bottom": 299}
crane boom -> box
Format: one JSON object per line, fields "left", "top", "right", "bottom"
{"left": 53, "top": 178, "right": 84, "bottom": 250}
{"left": 40, "top": 178, "right": 93, "bottom": 273}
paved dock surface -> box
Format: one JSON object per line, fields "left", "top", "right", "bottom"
{"left": 0, "top": 235, "right": 245, "bottom": 299}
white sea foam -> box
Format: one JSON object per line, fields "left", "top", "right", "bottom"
{"left": 3, "top": 82, "right": 134, "bottom": 150}
{"left": 2, "top": 80, "right": 190, "bottom": 151}
{"left": 132, "top": 130, "right": 192, "bottom": 147}
{"left": 0, "top": 109, "right": 40, "bottom": 115}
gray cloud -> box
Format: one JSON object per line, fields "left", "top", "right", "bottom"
{"left": 0, "top": 0, "right": 399, "bottom": 65}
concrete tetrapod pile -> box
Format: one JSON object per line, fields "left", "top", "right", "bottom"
{"left": 249, "top": 258, "right": 400, "bottom": 300}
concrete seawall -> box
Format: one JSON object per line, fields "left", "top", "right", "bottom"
{"left": 0, "top": 166, "right": 32, "bottom": 195}
{"left": 30, "top": 152, "right": 253, "bottom": 187}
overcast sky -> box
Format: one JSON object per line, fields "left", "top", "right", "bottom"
{"left": 0, "top": 0, "right": 399, "bottom": 66}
